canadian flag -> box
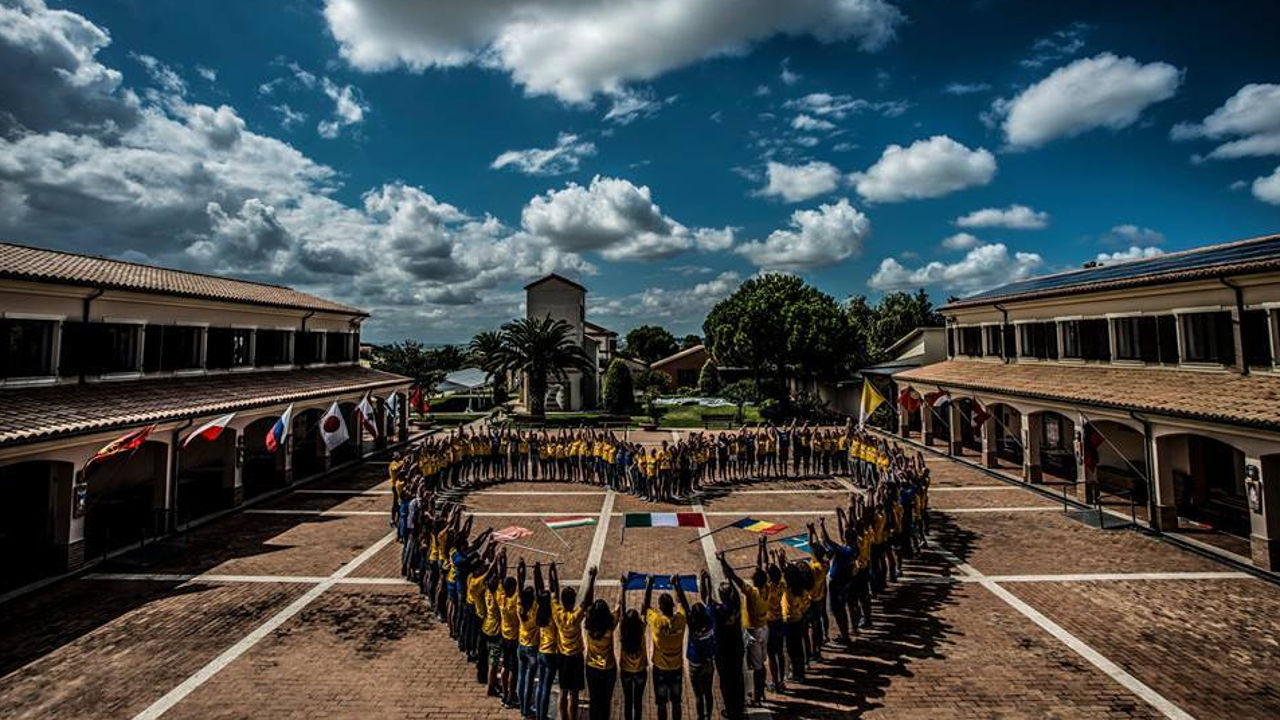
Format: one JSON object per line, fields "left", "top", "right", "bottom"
{"left": 320, "top": 402, "right": 349, "bottom": 451}
{"left": 356, "top": 393, "right": 378, "bottom": 438}
{"left": 182, "top": 412, "right": 236, "bottom": 448}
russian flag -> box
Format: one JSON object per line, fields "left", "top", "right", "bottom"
{"left": 265, "top": 404, "right": 294, "bottom": 453}
{"left": 181, "top": 412, "right": 236, "bottom": 448}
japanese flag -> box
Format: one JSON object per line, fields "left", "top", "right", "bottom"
{"left": 320, "top": 402, "right": 349, "bottom": 451}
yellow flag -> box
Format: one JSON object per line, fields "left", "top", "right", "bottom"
{"left": 858, "top": 381, "right": 886, "bottom": 427}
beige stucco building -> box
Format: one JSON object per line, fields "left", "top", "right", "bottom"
{"left": 522, "top": 274, "right": 617, "bottom": 411}
{"left": 896, "top": 233, "right": 1280, "bottom": 571}
{"left": 0, "top": 243, "right": 410, "bottom": 589}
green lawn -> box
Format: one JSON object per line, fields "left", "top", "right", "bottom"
{"left": 645, "top": 404, "right": 762, "bottom": 428}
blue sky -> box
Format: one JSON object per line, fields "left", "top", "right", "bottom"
{"left": 1, "top": 0, "right": 1278, "bottom": 343}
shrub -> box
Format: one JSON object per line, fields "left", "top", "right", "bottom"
{"left": 602, "top": 359, "right": 635, "bottom": 414}
{"left": 697, "top": 359, "right": 722, "bottom": 396}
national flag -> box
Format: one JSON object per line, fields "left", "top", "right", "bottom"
{"left": 320, "top": 401, "right": 349, "bottom": 451}
{"left": 356, "top": 393, "right": 379, "bottom": 438}
{"left": 543, "top": 516, "right": 597, "bottom": 530}
{"left": 87, "top": 424, "right": 158, "bottom": 466}
{"left": 898, "top": 388, "right": 920, "bottom": 414}
{"left": 858, "top": 381, "right": 886, "bottom": 428}
{"left": 969, "top": 399, "right": 989, "bottom": 430}
{"left": 729, "top": 517, "right": 788, "bottom": 535}
{"left": 623, "top": 512, "right": 706, "bottom": 528}
{"left": 493, "top": 526, "right": 534, "bottom": 542}
{"left": 780, "top": 535, "right": 812, "bottom": 554}
{"left": 622, "top": 572, "right": 699, "bottom": 592}
{"left": 181, "top": 413, "right": 235, "bottom": 448}
{"left": 925, "top": 391, "right": 951, "bottom": 409}
{"left": 386, "top": 391, "right": 400, "bottom": 419}
{"left": 265, "top": 404, "right": 293, "bottom": 453}
{"left": 409, "top": 385, "right": 427, "bottom": 414}
{"left": 1081, "top": 423, "right": 1105, "bottom": 471}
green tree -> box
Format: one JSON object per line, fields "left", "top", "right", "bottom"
{"left": 696, "top": 358, "right": 722, "bottom": 396}
{"left": 680, "top": 334, "right": 702, "bottom": 350}
{"left": 371, "top": 340, "right": 451, "bottom": 388}
{"left": 720, "top": 379, "right": 758, "bottom": 423}
{"left": 491, "top": 315, "right": 593, "bottom": 418}
{"left": 624, "top": 325, "right": 679, "bottom": 363}
{"left": 633, "top": 367, "right": 672, "bottom": 395}
{"left": 468, "top": 330, "right": 507, "bottom": 402}
{"left": 703, "top": 274, "right": 855, "bottom": 400}
{"left": 601, "top": 358, "right": 635, "bottom": 414}
{"left": 847, "top": 289, "right": 944, "bottom": 365}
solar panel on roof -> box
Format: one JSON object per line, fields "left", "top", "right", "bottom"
{"left": 957, "top": 234, "right": 1280, "bottom": 304}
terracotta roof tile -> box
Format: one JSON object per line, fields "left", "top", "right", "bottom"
{"left": 0, "top": 366, "right": 408, "bottom": 448}
{"left": 897, "top": 360, "right": 1280, "bottom": 430}
{"left": 0, "top": 242, "right": 365, "bottom": 315}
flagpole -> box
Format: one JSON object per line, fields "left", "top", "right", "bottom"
{"left": 687, "top": 521, "right": 736, "bottom": 543}
{"left": 544, "top": 523, "right": 572, "bottom": 549}
{"left": 500, "top": 540, "right": 559, "bottom": 558}
{"left": 720, "top": 531, "right": 807, "bottom": 554}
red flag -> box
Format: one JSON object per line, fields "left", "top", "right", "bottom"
{"left": 88, "top": 424, "right": 158, "bottom": 467}
{"left": 897, "top": 388, "right": 920, "bottom": 414}
{"left": 409, "top": 385, "right": 427, "bottom": 414}
{"left": 1082, "top": 423, "right": 1105, "bottom": 471}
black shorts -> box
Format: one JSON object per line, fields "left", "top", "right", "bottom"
{"left": 559, "top": 653, "right": 585, "bottom": 691}
{"left": 502, "top": 637, "right": 518, "bottom": 668}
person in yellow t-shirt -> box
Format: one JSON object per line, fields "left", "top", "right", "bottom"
{"left": 582, "top": 568, "right": 620, "bottom": 720}
{"left": 775, "top": 548, "right": 811, "bottom": 683}
{"left": 643, "top": 572, "right": 690, "bottom": 716}
{"left": 531, "top": 561, "right": 561, "bottom": 720}
{"left": 549, "top": 562, "right": 595, "bottom": 720}
{"left": 495, "top": 553, "right": 521, "bottom": 708}
{"left": 514, "top": 559, "right": 540, "bottom": 717}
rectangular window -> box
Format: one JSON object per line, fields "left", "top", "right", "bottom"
{"left": 325, "top": 331, "right": 352, "bottom": 363}
{"left": 0, "top": 319, "right": 56, "bottom": 378}
{"left": 1114, "top": 317, "right": 1160, "bottom": 363}
{"left": 142, "top": 325, "right": 204, "bottom": 371}
{"left": 102, "top": 323, "right": 142, "bottom": 373}
{"left": 255, "top": 330, "right": 293, "bottom": 367}
{"left": 958, "top": 327, "right": 983, "bottom": 357}
{"left": 1018, "top": 322, "right": 1058, "bottom": 360}
{"left": 1182, "top": 311, "right": 1235, "bottom": 364}
{"left": 984, "top": 326, "right": 1003, "bottom": 357}
{"left": 206, "top": 328, "right": 253, "bottom": 369}
{"left": 946, "top": 327, "right": 955, "bottom": 358}
{"left": 1242, "top": 309, "right": 1272, "bottom": 368}
{"left": 1061, "top": 319, "right": 1110, "bottom": 361}
{"left": 298, "top": 331, "right": 325, "bottom": 365}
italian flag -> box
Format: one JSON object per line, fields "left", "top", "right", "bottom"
{"left": 624, "top": 512, "right": 706, "bottom": 528}
{"left": 543, "top": 516, "right": 597, "bottom": 530}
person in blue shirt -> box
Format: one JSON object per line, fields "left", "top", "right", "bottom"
{"left": 818, "top": 516, "right": 856, "bottom": 645}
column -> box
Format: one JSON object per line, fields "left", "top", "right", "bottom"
{"left": 897, "top": 395, "right": 910, "bottom": 437}
{"left": 399, "top": 392, "right": 409, "bottom": 444}
{"left": 1075, "top": 417, "right": 1098, "bottom": 503}
{"left": 1248, "top": 456, "right": 1279, "bottom": 570}
{"left": 232, "top": 434, "right": 245, "bottom": 506}
{"left": 55, "top": 462, "right": 82, "bottom": 572}
{"left": 283, "top": 433, "right": 295, "bottom": 485}
{"left": 921, "top": 401, "right": 935, "bottom": 446}
{"left": 948, "top": 401, "right": 964, "bottom": 456}
{"left": 1022, "top": 413, "right": 1043, "bottom": 483}
{"left": 375, "top": 397, "right": 388, "bottom": 451}
{"left": 1148, "top": 433, "right": 1180, "bottom": 531}
{"left": 981, "top": 413, "right": 998, "bottom": 468}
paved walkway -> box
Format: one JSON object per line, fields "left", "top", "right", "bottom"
{"left": 1, "top": 454, "right": 1277, "bottom": 719}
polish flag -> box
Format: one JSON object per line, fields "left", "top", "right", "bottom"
{"left": 320, "top": 401, "right": 349, "bottom": 451}
{"left": 265, "top": 404, "right": 293, "bottom": 453}
{"left": 182, "top": 413, "right": 236, "bottom": 448}
{"left": 356, "top": 393, "right": 378, "bottom": 438}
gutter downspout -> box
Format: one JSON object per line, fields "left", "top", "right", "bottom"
{"left": 79, "top": 288, "right": 105, "bottom": 384}
{"left": 1130, "top": 410, "right": 1158, "bottom": 531}
{"left": 299, "top": 310, "right": 315, "bottom": 367}
{"left": 1220, "top": 277, "right": 1248, "bottom": 375}
{"left": 994, "top": 303, "right": 1011, "bottom": 363}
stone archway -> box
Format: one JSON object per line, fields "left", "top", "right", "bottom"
{"left": 1030, "top": 410, "right": 1077, "bottom": 481}
{"left": 0, "top": 459, "right": 74, "bottom": 589}
{"left": 1156, "top": 432, "right": 1248, "bottom": 537}
{"left": 986, "top": 403, "right": 1024, "bottom": 467}
{"left": 82, "top": 439, "right": 168, "bottom": 558}
{"left": 176, "top": 428, "right": 237, "bottom": 523}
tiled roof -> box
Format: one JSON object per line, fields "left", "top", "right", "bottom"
{"left": 0, "top": 242, "right": 366, "bottom": 315}
{"left": 897, "top": 360, "right": 1280, "bottom": 430}
{"left": 946, "top": 233, "right": 1280, "bottom": 310}
{"left": 0, "top": 366, "right": 408, "bottom": 448}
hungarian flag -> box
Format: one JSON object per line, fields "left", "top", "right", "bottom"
{"left": 1081, "top": 423, "right": 1105, "bottom": 471}
{"left": 624, "top": 512, "right": 705, "bottom": 528}
{"left": 543, "top": 516, "right": 597, "bottom": 530}
{"left": 265, "top": 404, "right": 293, "bottom": 453}
{"left": 730, "top": 517, "right": 788, "bottom": 535}
{"left": 320, "top": 402, "right": 349, "bottom": 451}
{"left": 181, "top": 413, "right": 235, "bottom": 448}
{"left": 356, "top": 393, "right": 378, "bottom": 438}
{"left": 493, "top": 526, "right": 534, "bottom": 542}
{"left": 622, "top": 572, "right": 699, "bottom": 592}
{"left": 88, "top": 424, "right": 157, "bottom": 466}
{"left": 897, "top": 388, "right": 920, "bottom": 414}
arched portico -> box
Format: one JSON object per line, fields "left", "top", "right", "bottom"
{"left": 175, "top": 428, "right": 237, "bottom": 524}
{"left": 82, "top": 439, "right": 168, "bottom": 558}
{"left": 243, "top": 416, "right": 286, "bottom": 498}
{"left": 1154, "top": 432, "right": 1248, "bottom": 537}
{"left": 0, "top": 459, "right": 75, "bottom": 589}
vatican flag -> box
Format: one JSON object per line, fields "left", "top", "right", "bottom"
{"left": 858, "top": 381, "right": 887, "bottom": 428}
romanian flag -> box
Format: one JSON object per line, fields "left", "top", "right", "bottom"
{"left": 181, "top": 413, "right": 235, "bottom": 448}
{"left": 543, "top": 516, "right": 597, "bottom": 530}
{"left": 623, "top": 512, "right": 705, "bottom": 528}
{"left": 730, "top": 517, "right": 788, "bottom": 535}
{"left": 265, "top": 404, "right": 293, "bottom": 453}
{"left": 88, "top": 424, "right": 158, "bottom": 467}
{"left": 622, "top": 572, "right": 699, "bottom": 592}
{"left": 780, "top": 535, "right": 812, "bottom": 554}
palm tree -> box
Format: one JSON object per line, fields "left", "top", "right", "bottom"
{"left": 493, "top": 315, "right": 593, "bottom": 418}
{"left": 468, "top": 330, "right": 506, "bottom": 405}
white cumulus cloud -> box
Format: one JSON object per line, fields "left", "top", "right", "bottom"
{"left": 1254, "top": 166, "right": 1280, "bottom": 205}
{"left": 322, "top": 0, "right": 904, "bottom": 104}
{"left": 1104, "top": 224, "right": 1165, "bottom": 245}
{"left": 491, "top": 133, "right": 596, "bottom": 176}
{"left": 1095, "top": 246, "right": 1164, "bottom": 264}
{"left": 941, "top": 232, "right": 982, "bottom": 251}
{"left": 868, "top": 243, "right": 1043, "bottom": 293}
{"left": 1171, "top": 83, "right": 1280, "bottom": 160}
{"left": 850, "top": 135, "right": 996, "bottom": 203}
{"left": 736, "top": 198, "right": 870, "bottom": 271}
{"left": 757, "top": 160, "right": 841, "bottom": 203}
{"left": 993, "top": 52, "right": 1181, "bottom": 149}
{"left": 954, "top": 204, "right": 1048, "bottom": 230}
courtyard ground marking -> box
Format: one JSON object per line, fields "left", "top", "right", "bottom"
{"left": 131, "top": 530, "right": 397, "bottom": 720}
{"left": 243, "top": 509, "right": 385, "bottom": 517}
{"left": 582, "top": 489, "right": 616, "bottom": 581}
{"left": 930, "top": 544, "right": 1196, "bottom": 720}
{"left": 295, "top": 489, "right": 392, "bottom": 496}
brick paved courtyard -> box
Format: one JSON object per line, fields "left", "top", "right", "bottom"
{"left": 2, "top": 443, "right": 1279, "bottom": 719}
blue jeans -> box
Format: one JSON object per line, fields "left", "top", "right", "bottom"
{"left": 535, "top": 652, "right": 561, "bottom": 720}
{"left": 517, "top": 645, "right": 538, "bottom": 717}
